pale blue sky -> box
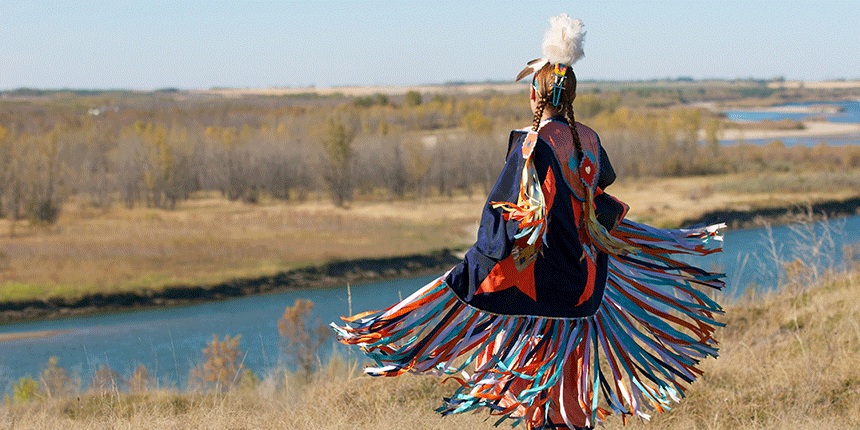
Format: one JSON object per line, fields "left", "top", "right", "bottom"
{"left": 1, "top": 1, "right": 857, "bottom": 90}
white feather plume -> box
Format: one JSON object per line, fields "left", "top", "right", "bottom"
{"left": 541, "top": 14, "right": 585, "bottom": 67}
{"left": 515, "top": 14, "right": 586, "bottom": 81}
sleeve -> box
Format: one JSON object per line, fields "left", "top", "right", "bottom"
{"left": 597, "top": 139, "right": 616, "bottom": 190}
{"left": 594, "top": 136, "right": 626, "bottom": 231}
{"left": 444, "top": 132, "right": 529, "bottom": 302}
{"left": 471, "top": 132, "right": 527, "bottom": 261}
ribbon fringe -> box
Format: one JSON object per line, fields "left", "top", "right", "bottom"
{"left": 333, "top": 221, "right": 725, "bottom": 428}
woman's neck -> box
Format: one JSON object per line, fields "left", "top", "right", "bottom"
{"left": 541, "top": 106, "right": 561, "bottom": 121}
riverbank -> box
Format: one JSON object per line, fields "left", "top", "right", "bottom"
{"left": 682, "top": 194, "right": 860, "bottom": 230}
{"left": 3, "top": 192, "right": 860, "bottom": 325}
{"left": 0, "top": 249, "right": 461, "bottom": 324}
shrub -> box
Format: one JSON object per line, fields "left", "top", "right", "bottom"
{"left": 128, "top": 364, "right": 152, "bottom": 393}
{"left": 12, "top": 375, "right": 41, "bottom": 403}
{"left": 278, "top": 298, "right": 330, "bottom": 381}
{"left": 39, "top": 356, "right": 78, "bottom": 398}
{"left": 462, "top": 109, "right": 493, "bottom": 134}
{"left": 404, "top": 90, "right": 422, "bottom": 107}
{"left": 89, "top": 364, "right": 122, "bottom": 393}
{"left": 30, "top": 199, "right": 61, "bottom": 225}
{"left": 189, "top": 334, "right": 247, "bottom": 391}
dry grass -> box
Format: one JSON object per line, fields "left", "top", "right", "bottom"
{"left": 609, "top": 170, "right": 860, "bottom": 228}
{"left": 3, "top": 270, "right": 859, "bottom": 429}
{"left": 0, "top": 194, "right": 483, "bottom": 302}
{"left": 0, "top": 362, "right": 488, "bottom": 430}
{"left": 623, "top": 271, "right": 860, "bottom": 429}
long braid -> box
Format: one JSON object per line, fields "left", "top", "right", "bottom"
{"left": 563, "top": 102, "right": 584, "bottom": 165}
{"left": 532, "top": 94, "right": 549, "bottom": 132}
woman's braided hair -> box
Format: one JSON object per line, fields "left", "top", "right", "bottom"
{"left": 531, "top": 63, "right": 583, "bottom": 163}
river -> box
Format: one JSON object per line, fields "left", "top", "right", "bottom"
{"left": 720, "top": 100, "right": 860, "bottom": 146}
{"left": 1, "top": 214, "right": 859, "bottom": 391}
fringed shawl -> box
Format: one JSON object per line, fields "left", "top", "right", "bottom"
{"left": 333, "top": 120, "right": 724, "bottom": 428}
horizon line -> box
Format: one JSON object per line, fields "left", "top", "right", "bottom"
{"left": 4, "top": 77, "right": 860, "bottom": 94}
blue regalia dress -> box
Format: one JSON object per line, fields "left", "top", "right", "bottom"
{"left": 333, "top": 117, "right": 724, "bottom": 428}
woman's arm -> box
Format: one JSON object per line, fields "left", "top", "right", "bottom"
{"left": 597, "top": 144, "right": 616, "bottom": 190}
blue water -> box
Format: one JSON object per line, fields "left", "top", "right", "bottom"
{"left": 681, "top": 214, "right": 860, "bottom": 295}
{"left": 721, "top": 100, "right": 860, "bottom": 146}
{"left": 1, "top": 214, "right": 859, "bottom": 390}
{"left": 0, "top": 275, "right": 438, "bottom": 392}
{"left": 724, "top": 134, "right": 860, "bottom": 147}
{"left": 724, "top": 100, "right": 860, "bottom": 124}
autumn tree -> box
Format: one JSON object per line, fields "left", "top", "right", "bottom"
{"left": 319, "top": 118, "right": 356, "bottom": 207}
{"left": 404, "top": 90, "right": 422, "bottom": 107}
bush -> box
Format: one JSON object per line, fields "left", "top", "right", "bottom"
{"left": 39, "top": 356, "right": 78, "bottom": 398}
{"left": 12, "top": 375, "right": 41, "bottom": 403}
{"left": 30, "top": 199, "right": 61, "bottom": 225}
{"left": 128, "top": 364, "right": 152, "bottom": 393}
{"left": 278, "top": 298, "right": 330, "bottom": 381}
{"left": 189, "top": 334, "right": 249, "bottom": 391}
{"left": 89, "top": 364, "right": 122, "bottom": 393}
{"left": 461, "top": 110, "right": 493, "bottom": 134}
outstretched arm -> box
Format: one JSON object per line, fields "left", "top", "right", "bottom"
{"left": 472, "top": 132, "right": 528, "bottom": 261}
{"left": 597, "top": 144, "right": 616, "bottom": 189}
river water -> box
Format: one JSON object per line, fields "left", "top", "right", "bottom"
{"left": 1, "top": 213, "right": 859, "bottom": 391}
{"left": 720, "top": 100, "right": 860, "bottom": 146}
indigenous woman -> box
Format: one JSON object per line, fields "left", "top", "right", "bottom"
{"left": 333, "top": 14, "right": 724, "bottom": 430}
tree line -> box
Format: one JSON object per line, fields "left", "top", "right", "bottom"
{"left": 2, "top": 88, "right": 858, "bottom": 224}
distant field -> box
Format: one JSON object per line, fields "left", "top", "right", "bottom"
{"left": 193, "top": 78, "right": 860, "bottom": 98}
{"left": 0, "top": 193, "right": 480, "bottom": 302}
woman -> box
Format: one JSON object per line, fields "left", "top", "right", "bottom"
{"left": 333, "top": 14, "right": 724, "bottom": 429}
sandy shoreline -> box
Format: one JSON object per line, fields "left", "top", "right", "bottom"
{"left": 0, "top": 328, "right": 74, "bottom": 342}
{"left": 719, "top": 121, "right": 860, "bottom": 141}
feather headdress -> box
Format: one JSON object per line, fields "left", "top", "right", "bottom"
{"left": 516, "top": 14, "right": 586, "bottom": 81}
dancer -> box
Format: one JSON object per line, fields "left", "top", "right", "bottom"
{"left": 333, "top": 14, "right": 724, "bottom": 429}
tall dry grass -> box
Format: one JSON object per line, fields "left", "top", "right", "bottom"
{"left": 3, "top": 265, "right": 860, "bottom": 429}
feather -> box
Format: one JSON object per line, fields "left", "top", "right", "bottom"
{"left": 541, "top": 14, "right": 585, "bottom": 67}
{"left": 515, "top": 58, "right": 548, "bottom": 81}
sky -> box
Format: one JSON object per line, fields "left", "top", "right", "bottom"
{"left": 1, "top": 1, "right": 858, "bottom": 90}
